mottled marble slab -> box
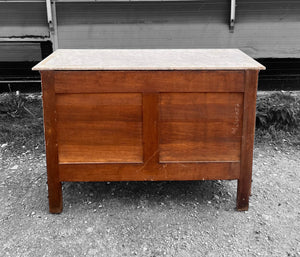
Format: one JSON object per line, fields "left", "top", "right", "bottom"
{"left": 33, "top": 49, "right": 265, "bottom": 71}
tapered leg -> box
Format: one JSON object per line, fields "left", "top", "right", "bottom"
{"left": 41, "top": 71, "right": 63, "bottom": 213}
{"left": 47, "top": 181, "right": 62, "bottom": 214}
{"left": 237, "top": 70, "right": 259, "bottom": 211}
{"left": 237, "top": 178, "right": 252, "bottom": 211}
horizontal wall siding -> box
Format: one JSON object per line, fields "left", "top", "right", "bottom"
{"left": 0, "top": 43, "right": 42, "bottom": 62}
{"left": 56, "top": 1, "right": 300, "bottom": 58}
{"left": 0, "top": 2, "right": 48, "bottom": 61}
{"left": 0, "top": 3, "right": 48, "bottom": 38}
{"left": 237, "top": 0, "right": 300, "bottom": 22}
{"left": 56, "top": 2, "right": 229, "bottom": 49}
{"left": 236, "top": 0, "right": 300, "bottom": 57}
{"left": 1, "top": 0, "right": 300, "bottom": 60}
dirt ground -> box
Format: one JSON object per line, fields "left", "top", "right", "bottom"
{"left": 0, "top": 94, "right": 300, "bottom": 257}
{"left": 1, "top": 144, "right": 299, "bottom": 257}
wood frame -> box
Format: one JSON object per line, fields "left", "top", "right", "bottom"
{"left": 41, "top": 69, "right": 259, "bottom": 213}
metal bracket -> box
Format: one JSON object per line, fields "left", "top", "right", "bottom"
{"left": 230, "top": 0, "right": 236, "bottom": 33}
{"left": 45, "top": 0, "right": 58, "bottom": 50}
{"left": 46, "top": 0, "right": 54, "bottom": 32}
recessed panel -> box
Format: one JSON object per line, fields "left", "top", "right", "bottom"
{"left": 160, "top": 93, "right": 243, "bottom": 162}
{"left": 56, "top": 93, "right": 143, "bottom": 163}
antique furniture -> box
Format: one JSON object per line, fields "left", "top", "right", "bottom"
{"left": 33, "top": 49, "right": 265, "bottom": 213}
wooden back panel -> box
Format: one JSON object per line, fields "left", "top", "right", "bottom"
{"left": 159, "top": 93, "right": 243, "bottom": 162}
{"left": 56, "top": 93, "right": 143, "bottom": 163}
{"left": 41, "top": 70, "right": 247, "bottom": 181}
{"left": 54, "top": 71, "right": 245, "bottom": 93}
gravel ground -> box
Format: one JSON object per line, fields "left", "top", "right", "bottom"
{"left": 1, "top": 143, "right": 299, "bottom": 257}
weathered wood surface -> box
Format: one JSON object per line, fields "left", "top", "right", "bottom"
{"left": 237, "top": 70, "right": 259, "bottom": 211}
{"left": 142, "top": 93, "right": 159, "bottom": 165}
{"left": 41, "top": 71, "right": 62, "bottom": 214}
{"left": 53, "top": 71, "right": 245, "bottom": 93}
{"left": 56, "top": 93, "right": 143, "bottom": 163}
{"left": 160, "top": 92, "right": 243, "bottom": 162}
{"left": 59, "top": 162, "right": 240, "bottom": 182}
{"left": 38, "top": 50, "right": 262, "bottom": 213}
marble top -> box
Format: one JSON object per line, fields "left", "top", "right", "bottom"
{"left": 32, "top": 49, "right": 265, "bottom": 71}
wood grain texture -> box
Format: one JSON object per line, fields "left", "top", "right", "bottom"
{"left": 143, "top": 93, "right": 159, "bottom": 164}
{"left": 160, "top": 141, "right": 241, "bottom": 162}
{"left": 160, "top": 93, "right": 243, "bottom": 122}
{"left": 59, "top": 162, "right": 240, "bottom": 182}
{"left": 56, "top": 93, "right": 143, "bottom": 163}
{"left": 39, "top": 67, "right": 261, "bottom": 213}
{"left": 57, "top": 121, "right": 142, "bottom": 146}
{"left": 58, "top": 145, "right": 143, "bottom": 164}
{"left": 237, "top": 70, "right": 259, "bottom": 211}
{"left": 160, "top": 121, "right": 242, "bottom": 141}
{"left": 54, "top": 71, "right": 245, "bottom": 93}
{"left": 160, "top": 92, "right": 243, "bottom": 105}
{"left": 56, "top": 93, "right": 142, "bottom": 122}
{"left": 159, "top": 93, "right": 243, "bottom": 162}
{"left": 40, "top": 71, "right": 62, "bottom": 214}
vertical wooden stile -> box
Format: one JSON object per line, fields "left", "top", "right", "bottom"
{"left": 142, "top": 93, "right": 159, "bottom": 168}
{"left": 41, "top": 71, "right": 62, "bottom": 213}
{"left": 237, "top": 70, "right": 259, "bottom": 211}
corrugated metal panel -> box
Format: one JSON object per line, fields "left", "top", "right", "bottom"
{"left": 0, "top": 2, "right": 48, "bottom": 38}
{"left": 55, "top": 1, "right": 300, "bottom": 58}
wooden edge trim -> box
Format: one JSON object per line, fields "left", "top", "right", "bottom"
{"left": 53, "top": 70, "right": 245, "bottom": 93}
{"left": 237, "top": 70, "right": 259, "bottom": 211}
{"left": 58, "top": 162, "right": 240, "bottom": 182}
{"left": 41, "top": 71, "right": 63, "bottom": 213}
